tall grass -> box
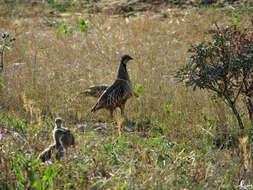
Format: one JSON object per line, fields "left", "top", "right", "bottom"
{"left": 0, "top": 4, "right": 252, "bottom": 189}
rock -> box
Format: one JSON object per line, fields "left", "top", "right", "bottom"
{"left": 93, "top": 122, "right": 106, "bottom": 129}
{"left": 77, "top": 124, "right": 92, "bottom": 132}
{"left": 137, "top": 120, "right": 151, "bottom": 131}
{"left": 121, "top": 120, "right": 136, "bottom": 127}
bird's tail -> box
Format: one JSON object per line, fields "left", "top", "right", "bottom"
{"left": 91, "top": 105, "right": 97, "bottom": 113}
{"left": 80, "top": 90, "right": 90, "bottom": 96}
{"left": 80, "top": 85, "right": 108, "bottom": 98}
{"left": 38, "top": 144, "right": 56, "bottom": 162}
{"left": 91, "top": 102, "right": 101, "bottom": 113}
{"left": 81, "top": 89, "right": 96, "bottom": 96}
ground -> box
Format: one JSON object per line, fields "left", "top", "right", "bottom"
{"left": 0, "top": 0, "right": 253, "bottom": 189}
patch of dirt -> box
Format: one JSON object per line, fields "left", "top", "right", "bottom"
{"left": 75, "top": 119, "right": 152, "bottom": 135}
{"left": 1, "top": 0, "right": 252, "bottom": 19}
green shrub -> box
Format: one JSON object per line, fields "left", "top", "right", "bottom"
{"left": 0, "top": 32, "right": 16, "bottom": 72}
{"left": 176, "top": 24, "right": 253, "bottom": 133}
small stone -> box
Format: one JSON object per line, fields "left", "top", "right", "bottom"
{"left": 137, "top": 120, "right": 151, "bottom": 131}
{"left": 77, "top": 124, "right": 92, "bottom": 132}
{"left": 93, "top": 122, "right": 106, "bottom": 129}
{"left": 121, "top": 120, "right": 136, "bottom": 127}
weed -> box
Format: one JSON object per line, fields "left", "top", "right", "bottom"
{"left": 78, "top": 18, "right": 89, "bottom": 35}
{"left": 164, "top": 103, "right": 173, "bottom": 113}
{"left": 0, "top": 32, "right": 16, "bottom": 72}
{"left": 55, "top": 19, "right": 89, "bottom": 38}
{"left": 48, "top": 0, "right": 71, "bottom": 13}
{"left": 228, "top": 11, "right": 241, "bottom": 29}
{"left": 135, "top": 83, "right": 144, "bottom": 98}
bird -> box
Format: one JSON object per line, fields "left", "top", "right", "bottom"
{"left": 91, "top": 55, "right": 134, "bottom": 120}
{"left": 38, "top": 118, "right": 75, "bottom": 162}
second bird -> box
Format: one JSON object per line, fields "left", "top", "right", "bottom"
{"left": 91, "top": 55, "right": 134, "bottom": 120}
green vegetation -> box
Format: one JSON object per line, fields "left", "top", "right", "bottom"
{"left": 78, "top": 18, "right": 89, "bottom": 35}
{"left": 47, "top": 0, "right": 72, "bottom": 13}
{"left": 55, "top": 18, "right": 89, "bottom": 38}
{"left": 0, "top": 32, "right": 16, "bottom": 72}
{"left": 0, "top": 1, "right": 253, "bottom": 189}
{"left": 176, "top": 24, "right": 253, "bottom": 132}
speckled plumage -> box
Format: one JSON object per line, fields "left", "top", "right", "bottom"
{"left": 83, "top": 85, "right": 138, "bottom": 99}
{"left": 91, "top": 55, "right": 134, "bottom": 119}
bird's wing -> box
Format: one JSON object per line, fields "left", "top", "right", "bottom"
{"left": 93, "top": 81, "right": 129, "bottom": 110}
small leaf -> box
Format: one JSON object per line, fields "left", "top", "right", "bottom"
{"left": 30, "top": 159, "right": 41, "bottom": 168}
{"left": 14, "top": 162, "right": 24, "bottom": 183}
{"left": 157, "top": 154, "right": 165, "bottom": 167}
{"left": 135, "top": 83, "right": 144, "bottom": 97}
{"left": 79, "top": 18, "right": 89, "bottom": 34}
{"left": 164, "top": 104, "right": 173, "bottom": 113}
{"left": 17, "top": 154, "right": 28, "bottom": 168}
{"left": 55, "top": 29, "right": 60, "bottom": 37}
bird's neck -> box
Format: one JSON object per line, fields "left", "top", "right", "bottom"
{"left": 117, "top": 62, "right": 130, "bottom": 81}
{"left": 53, "top": 129, "right": 64, "bottom": 149}
{"left": 55, "top": 124, "right": 61, "bottom": 129}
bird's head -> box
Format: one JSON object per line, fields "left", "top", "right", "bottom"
{"left": 121, "top": 55, "right": 133, "bottom": 65}
{"left": 55, "top": 118, "right": 63, "bottom": 127}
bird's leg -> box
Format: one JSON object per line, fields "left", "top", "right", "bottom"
{"left": 120, "top": 104, "right": 128, "bottom": 121}
{"left": 110, "top": 109, "right": 114, "bottom": 120}
{"left": 65, "top": 148, "right": 68, "bottom": 158}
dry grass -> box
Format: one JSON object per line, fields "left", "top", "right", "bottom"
{"left": 0, "top": 2, "right": 253, "bottom": 189}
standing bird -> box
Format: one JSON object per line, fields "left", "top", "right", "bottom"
{"left": 91, "top": 55, "right": 134, "bottom": 120}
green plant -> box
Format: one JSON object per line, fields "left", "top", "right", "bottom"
{"left": 9, "top": 117, "right": 27, "bottom": 133}
{"left": 47, "top": 0, "right": 71, "bottom": 13}
{"left": 176, "top": 24, "right": 253, "bottom": 133}
{"left": 0, "top": 77, "right": 3, "bottom": 89}
{"left": 79, "top": 18, "right": 89, "bottom": 35}
{"left": 164, "top": 103, "right": 173, "bottom": 113}
{"left": 103, "top": 139, "right": 125, "bottom": 165}
{"left": 61, "top": 23, "right": 70, "bottom": 36}
{"left": 55, "top": 18, "right": 89, "bottom": 38}
{"left": 0, "top": 32, "right": 16, "bottom": 72}
{"left": 0, "top": 112, "right": 31, "bottom": 133}
{"left": 135, "top": 83, "right": 144, "bottom": 98}
{"left": 228, "top": 11, "right": 241, "bottom": 29}
{"left": 13, "top": 154, "right": 59, "bottom": 190}
{"left": 0, "top": 176, "right": 12, "bottom": 190}
{"left": 55, "top": 23, "right": 71, "bottom": 38}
